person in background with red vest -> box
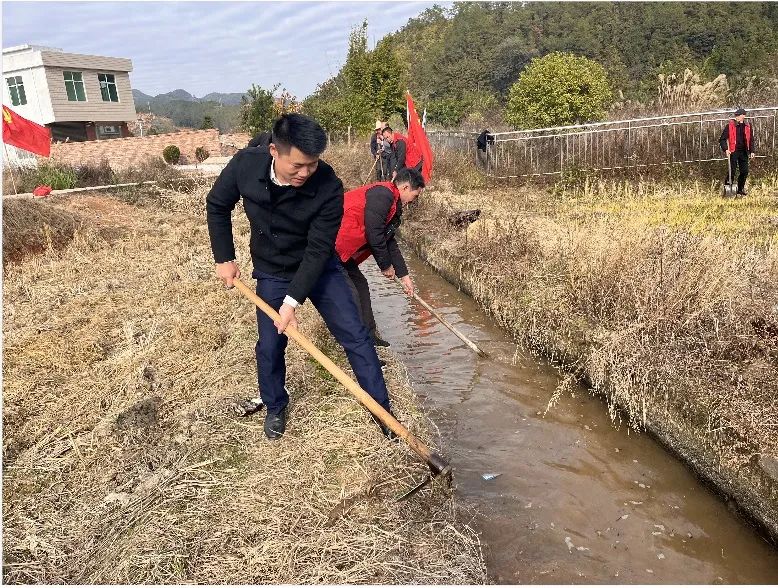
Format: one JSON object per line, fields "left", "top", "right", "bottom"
{"left": 719, "top": 107, "right": 755, "bottom": 196}
{"left": 335, "top": 167, "right": 426, "bottom": 351}
{"left": 382, "top": 126, "right": 423, "bottom": 180}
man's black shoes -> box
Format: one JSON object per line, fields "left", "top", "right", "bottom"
{"left": 373, "top": 335, "right": 391, "bottom": 348}
{"left": 372, "top": 411, "right": 399, "bottom": 441}
{"left": 264, "top": 410, "right": 287, "bottom": 441}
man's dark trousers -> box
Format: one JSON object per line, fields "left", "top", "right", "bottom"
{"left": 728, "top": 151, "right": 749, "bottom": 193}
{"left": 342, "top": 259, "right": 377, "bottom": 339}
{"left": 253, "top": 256, "right": 390, "bottom": 414}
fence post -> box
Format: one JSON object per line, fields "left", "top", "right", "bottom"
{"left": 627, "top": 120, "right": 632, "bottom": 169}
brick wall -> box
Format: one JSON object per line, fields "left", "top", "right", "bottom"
{"left": 49, "top": 129, "right": 224, "bottom": 169}
{"left": 219, "top": 132, "right": 252, "bottom": 154}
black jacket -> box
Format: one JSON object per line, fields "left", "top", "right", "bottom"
{"left": 476, "top": 130, "right": 495, "bottom": 152}
{"left": 390, "top": 139, "right": 406, "bottom": 173}
{"left": 206, "top": 147, "right": 344, "bottom": 303}
{"left": 248, "top": 131, "right": 272, "bottom": 148}
{"left": 363, "top": 185, "right": 408, "bottom": 278}
{"left": 370, "top": 133, "right": 379, "bottom": 158}
{"left": 719, "top": 122, "right": 755, "bottom": 153}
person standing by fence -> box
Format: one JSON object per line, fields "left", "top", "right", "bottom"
{"left": 382, "top": 126, "right": 423, "bottom": 180}
{"left": 719, "top": 108, "right": 755, "bottom": 196}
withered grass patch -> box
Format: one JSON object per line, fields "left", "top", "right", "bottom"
{"left": 2, "top": 186, "right": 486, "bottom": 584}
{"left": 402, "top": 170, "right": 778, "bottom": 476}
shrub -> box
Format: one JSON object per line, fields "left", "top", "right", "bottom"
{"left": 74, "top": 159, "right": 116, "bottom": 187}
{"left": 506, "top": 52, "right": 613, "bottom": 129}
{"left": 195, "top": 147, "right": 210, "bottom": 163}
{"left": 12, "top": 162, "right": 78, "bottom": 191}
{"left": 162, "top": 145, "right": 181, "bottom": 164}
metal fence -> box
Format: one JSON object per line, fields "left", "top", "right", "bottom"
{"left": 428, "top": 106, "right": 778, "bottom": 179}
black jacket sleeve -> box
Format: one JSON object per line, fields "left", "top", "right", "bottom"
{"left": 387, "top": 237, "right": 408, "bottom": 277}
{"left": 370, "top": 134, "right": 378, "bottom": 158}
{"left": 749, "top": 127, "right": 755, "bottom": 153}
{"left": 719, "top": 126, "right": 729, "bottom": 152}
{"left": 206, "top": 155, "right": 242, "bottom": 263}
{"left": 286, "top": 174, "right": 345, "bottom": 303}
{"left": 393, "top": 140, "right": 406, "bottom": 172}
{"left": 364, "top": 186, "right": 395, "bottom": 271}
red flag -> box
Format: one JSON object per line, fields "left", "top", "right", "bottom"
{"left": 406, "top": 92, "right": 433, "bottom": 183}
{"left": 2, "top": 106, "right": 51, "bottom": 157}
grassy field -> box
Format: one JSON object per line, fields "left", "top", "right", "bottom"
{"left": 2, "top": 184, "right": 486, "bottom": 583}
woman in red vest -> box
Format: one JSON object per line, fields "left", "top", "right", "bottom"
{"left": 719, "top": 107, "right": 755, "bottom": 196}
{"left": 335, "top": 167, "right": 425, "bottom": 349}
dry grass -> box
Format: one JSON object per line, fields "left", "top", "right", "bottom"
{"left": 2, "top": 186, "right": 486, "bottom": 583}
{"left": 402, "top": 169, "right": 778, "bottom": 473}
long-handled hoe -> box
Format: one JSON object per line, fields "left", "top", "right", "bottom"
{"left": 232, "top": 277, "right": 452, "bottom": 501}
{"left": 396, "top": 277, "right": 489, "bottom": 358}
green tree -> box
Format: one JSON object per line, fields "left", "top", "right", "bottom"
{"left": 303, "top": 21, "right": 404, "bottom": 136}
{"left": 240, "top": 83, "right": 279, "bottom": 135}
{"left": 201, "top": 115, "right": 214, "bottom": 129}
{"left": 506, "top": 52, "right": 612, "bottom": 128}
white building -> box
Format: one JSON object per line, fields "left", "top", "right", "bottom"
{"left": 2, "top": 44, "right": 137, "bottom": 142}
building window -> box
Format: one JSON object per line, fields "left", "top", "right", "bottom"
{"left": 6, "top": 76, "right": 27, "bottom": 106}
{"left": 63, "top": 71, "right": 86, "bottom": 101}
{"left": 98, "top": 73, "right": 119, "bottom": 102}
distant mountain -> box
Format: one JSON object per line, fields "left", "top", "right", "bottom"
{"left": 132, "top": 89, "right": 155, "bottom": 107}
{"left": 131, "top": 88, "right": 242, "bottom": 132}
{"left": 133, "top": 89, "right": 246, "bottom": 106}
{"left": 201, "top": 92, "right": 246, "bottom": 106}
{"left": 157, "top": 89, "right": 197, "bottom": 102}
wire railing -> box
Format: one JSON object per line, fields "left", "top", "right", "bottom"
{"left": 428, "top": 107, "right": 778, "bottom": 179}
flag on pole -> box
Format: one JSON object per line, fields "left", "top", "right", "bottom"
{"left": 2, "top": 105, "right": 51, "bottom": 157}
{"left": 406, "top": 92, "right": 433, "bottom": 183}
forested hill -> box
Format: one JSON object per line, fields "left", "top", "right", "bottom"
{"left": 392, "top": 2, "right": 777, "bottom": 100}
{"left": 303, "top": 2, "right": 778, "bottom": 132}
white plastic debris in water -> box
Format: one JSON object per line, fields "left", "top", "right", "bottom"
{"left": 481, "top": 473, "right": 502, "bottom": 481}
{"left": 617, "top": 514, "right": 629, "bottom": 521}
{"left": 565, "top": 537, "right": 575, "bottom": 552}
{"left": 657, "top": 553, "right": 666, "bottom": 560}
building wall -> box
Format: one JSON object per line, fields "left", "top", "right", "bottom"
{"left": 2, "top": 65, "right": 54, "bottom": 124}
{"left": 49, "top": 129, "right": 224, "bottom": 169}
{"left": 44, "top": 67, "right": 136, "bottom": 122}
{"left": 3, "top": 46, "right": 136, "bottom": 125}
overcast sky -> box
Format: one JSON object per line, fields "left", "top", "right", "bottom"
{"left": 2, "top": 1, "right": 447, "bottom": 98}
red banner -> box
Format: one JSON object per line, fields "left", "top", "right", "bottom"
{"left": 406, "top": 93, "right": 433, "bottom": 183}
{"left": 2, "top": 106, "right": 51, "bottom": 157}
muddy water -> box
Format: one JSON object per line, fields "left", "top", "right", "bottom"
{"left": 365, "top": 252, "right": 778, "bottom": 584}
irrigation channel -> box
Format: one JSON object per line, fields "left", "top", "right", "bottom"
{"left": 363, "top": 252, "right": 778, "bottom": 584}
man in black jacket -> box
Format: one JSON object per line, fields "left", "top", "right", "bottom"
{"left": 206, "top": 114, "right": 393, "bottom": 440}
{"left": 719, "top": 108, "right": 756, "bottom": 196}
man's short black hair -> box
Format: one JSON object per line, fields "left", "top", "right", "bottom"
{"left": 393, "top": 167, "right": 425, "bottom": 190}
{"left": 382, "top": 126, "right": 393, "bottom": 134}
{"left": 271, "top": 114, "right": 328, "bottom": 156}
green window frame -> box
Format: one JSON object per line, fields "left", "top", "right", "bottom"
{"left": 98, "top": 73, "right": 119, "bottom": 102}
{"left": 6, "top": 76, "right": 27, "bottom": 106}
{"left": 63, "top": 71, "right": 86, "bottom": 102}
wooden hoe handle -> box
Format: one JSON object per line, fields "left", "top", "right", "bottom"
{"left": 232, "top": 277, "right": 449, "bottom": 475}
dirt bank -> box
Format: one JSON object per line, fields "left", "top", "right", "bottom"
{"left": 2, "top": 187, "right": 486, "bottom": 583}
{"left": 399, "top": 174, "right": 778, "bottom": 544}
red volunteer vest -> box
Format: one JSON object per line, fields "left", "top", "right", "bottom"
{"left": 335, "top": 182, "right": 400, "bottom": 265}
{"left": 394, "top": 132, "right": 422, "bottom": 168}
{"left": 727, "top": 120, "right": 751, "bottom": 152}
